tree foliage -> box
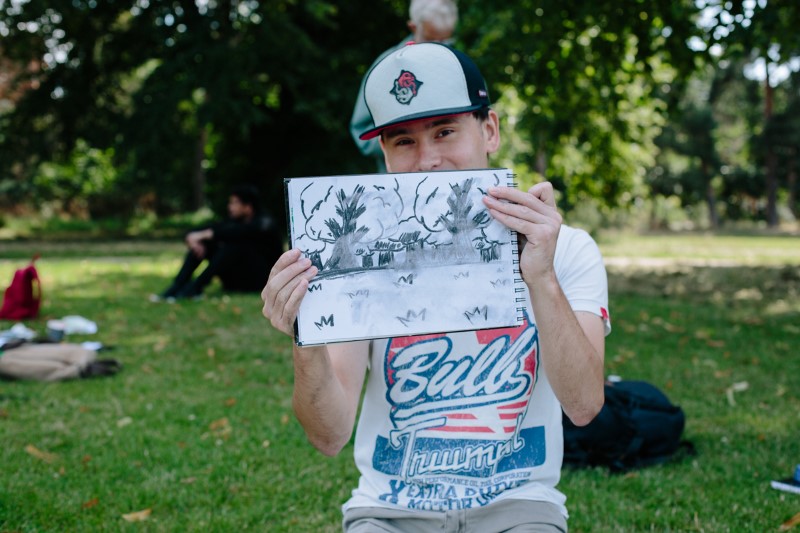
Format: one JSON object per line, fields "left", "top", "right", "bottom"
{"left": 457, "top": 0, "right": 703, "bottom": 208}
{"left": 0, "top": 0, "right": 798, "bottom": 229}
{"left": 0, "top": 0, "right": 407, "bottom": 225}
{"left": 703, "top": 0, "right": 800, "bottom": 225}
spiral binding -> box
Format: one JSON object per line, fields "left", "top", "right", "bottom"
{"left": 506, "top": 171, "right": 527, "bottom": 323}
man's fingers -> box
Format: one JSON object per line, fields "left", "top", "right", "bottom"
{"left": 269, "top": 249, "right": 303, "bottom": 279}
{"left": 271, "top": 264, "right": 315, "bottom": 309}
{"left": 485, "top": 182, "right": 556, "bottom": 209}
{"left": 483, "top": 195, "right": 561, "bottom": 235}
{"left": 486, "top": 185, "right": 555, "bottom": 213}
{"left": 484, "top": 194, "right": 555, "bottom": 223}
{"left": 268, "top": 269, "right": 315, "bottom": 334}
{"left": 528, "top": 182, "right": 556, "bottom": 207}
{"left": 262, "top": 250, "right": 317, "bottom": 337}
{"left": 267, "top": 251, "right": 312, "bottom": 295}
{"left": 282, "top": 277, "right": 310, "bottom": 325}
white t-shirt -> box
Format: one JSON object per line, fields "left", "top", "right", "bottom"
{"left": 343, "top": 225, "right": 610, "bottom": 517}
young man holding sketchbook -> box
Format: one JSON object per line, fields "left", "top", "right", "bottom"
{"left": 262, "top": 42, "right": 610, "bottom": 532}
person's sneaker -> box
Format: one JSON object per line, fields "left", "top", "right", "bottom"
{"left": 149, "top": 293, "right": 178, "bottom": 303}
{"left": 175, "top": 283, "right": 203, "bottom": 300}
{"left": 80, "top": 359, "right": 123, "bottom": 379}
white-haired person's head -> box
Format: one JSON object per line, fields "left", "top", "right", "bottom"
{"left": 408, "top": 0, "right": 458, "bottom": 43}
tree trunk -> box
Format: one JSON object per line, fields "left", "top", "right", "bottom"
{"left": 191, "top": 126, "right": 207, "bottom": 211}
{"left": 702, "top": 159, "right": 719, "bottom": 229}
{"left": 763, "top": 74, "right": 778, "bottom": 227}
{"left": 765, "top": 148, "right": 779, "bottom": 227}
{"left": 535, "top": 132, "right": 548, "bottom": 176}
{"left": 788, "top": 148, "right": 798, "bottom": 220}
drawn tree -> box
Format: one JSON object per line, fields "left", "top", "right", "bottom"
{"left": 436, "top": 178, "right": 490, "bottom": 260}
{"left": 324, "top": 185, "right": 369, "bottom": 270}
{"left": 474, "top": 232, "right": 503, "bottom": 262}
{"left": 373, "top": 240, "right": 402, "bottom": 267}
{"left": 361, "top": 252, "right": 374, "bottom": 268}
{"left": 309, "top": 251, "right": 323, "bottom": 270}
{"left": 389, "top": 230, "right": 425, "bottom": 265}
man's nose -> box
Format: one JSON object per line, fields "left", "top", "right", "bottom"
{"left": 415, "top": 141, "right": 442, "bottom": 171}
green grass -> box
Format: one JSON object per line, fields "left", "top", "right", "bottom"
{"left": 597, "top": 231, "right": 800, "bottom": 265}
{"left": 1, "top": 234, "right": 799, "bottom": 532}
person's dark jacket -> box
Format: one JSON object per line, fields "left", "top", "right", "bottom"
{"left": 192, "top": 212, "right": 283, "bottom": 291}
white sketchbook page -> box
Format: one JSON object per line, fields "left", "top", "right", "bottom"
{"left": 285, "top": 168, "right": 524, "bottom": 346}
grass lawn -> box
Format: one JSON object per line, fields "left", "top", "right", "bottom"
{"left": 1, "top": 233, "right": 799, "bottom": 532}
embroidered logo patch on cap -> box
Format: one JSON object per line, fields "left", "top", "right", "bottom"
{"left": 360, "top": 42, "right": 491, "bottom": 140}
{"left": 391, "top": 70, "right": 423, "bottom": 105}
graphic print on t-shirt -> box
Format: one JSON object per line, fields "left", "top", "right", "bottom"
{"left": 373, "top": 316, "right": 546, "bottom": 508}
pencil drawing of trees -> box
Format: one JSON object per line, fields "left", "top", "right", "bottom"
{"left": 389, "top": 230, "right": 424, "bottom": 265}
{"left": 297, "top": 174, "right": 505, "bottom": 275}
{"left": 475, "top": 232, "right": 503, "bottom": 262}
{"left": 324, "top": 185, "right": 369, "bottom": 270}
{"left": 436, "top": 178, "right": 490, "bottom": 260}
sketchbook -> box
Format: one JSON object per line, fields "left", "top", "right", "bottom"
{"left": 284, "top": 168, "right": 526, "bottom": 346}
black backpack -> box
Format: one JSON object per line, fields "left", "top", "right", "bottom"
{"left": 562, "top": 380, "right": 694, "bottom": 472}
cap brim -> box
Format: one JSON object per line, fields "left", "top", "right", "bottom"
{"left": 359, "top": 105, "right": 486, "bottom": 141}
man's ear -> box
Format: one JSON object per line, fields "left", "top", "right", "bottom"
{"left": 483, "top": 110, "right": 501, "bottom": 155}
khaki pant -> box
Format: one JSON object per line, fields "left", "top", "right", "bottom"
{"left": 0, "top": 343, "right": 96, "bottom": 381}
{"left": 343, "top": 499, "right": 567, "bottom": 533}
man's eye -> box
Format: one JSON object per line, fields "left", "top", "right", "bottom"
{"left": 436, "top": 128, "right": 455, "bottom": 138}
{"left": 394, "top": 139, "right": 413, "bottom": 146}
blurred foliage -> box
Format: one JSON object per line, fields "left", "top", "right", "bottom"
{"left": 459, "top": 0, "right": 702, "bottom": 211}
{"left": 0, "top": 0, "right": 798, "bottom": 232}
{"left": 0, "top": 0, "right": 409, "bottom": 230}
{"left": 34, "top": 139, "right": 120, "bottom": 217}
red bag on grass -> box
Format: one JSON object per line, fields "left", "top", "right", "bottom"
{"left": 0, "top": 255, "right": 42, "bottom": 320}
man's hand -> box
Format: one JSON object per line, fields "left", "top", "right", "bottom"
{"left": 483, "top": 182, "right": 562, "bottom": 284}
{"left": 485, "top": 181, "right": 604, "bottom": 424}
{"left": 185, "top": 229, "right": 213, "bottom": 259}
{"left": 261, "top": 249, "right": 318, "bottom": 337}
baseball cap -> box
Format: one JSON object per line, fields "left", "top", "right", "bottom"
{"left": 359, "top": 42, "right": 491, "bottom": 140}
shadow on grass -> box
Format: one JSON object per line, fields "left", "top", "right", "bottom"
{"left": 609, "top": 263, "right": 800, "bottom": 308}
{"left": 0, "top": 239, "right": 185, "bottom": 260}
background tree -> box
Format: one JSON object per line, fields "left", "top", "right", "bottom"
{"left": 707, "top": 0, "right": 800, "bottom": 226}
{"left": 0, "top": 0, "right": 798, "bottom": 231}
{"left": 457, "top": 0, "right": 703, "bottom": 211}
{"left": 650, "top": 60, "right": 762, "bottom": 229}
{"left": 0, "top": 0, "right": 407, "bottom": 227}
{"left": 761, "top": 68, "right": 800, "bottom": 220}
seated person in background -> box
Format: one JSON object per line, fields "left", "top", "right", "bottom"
{"left": 154, "top": 184, "right": 282, "bottom": 301}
